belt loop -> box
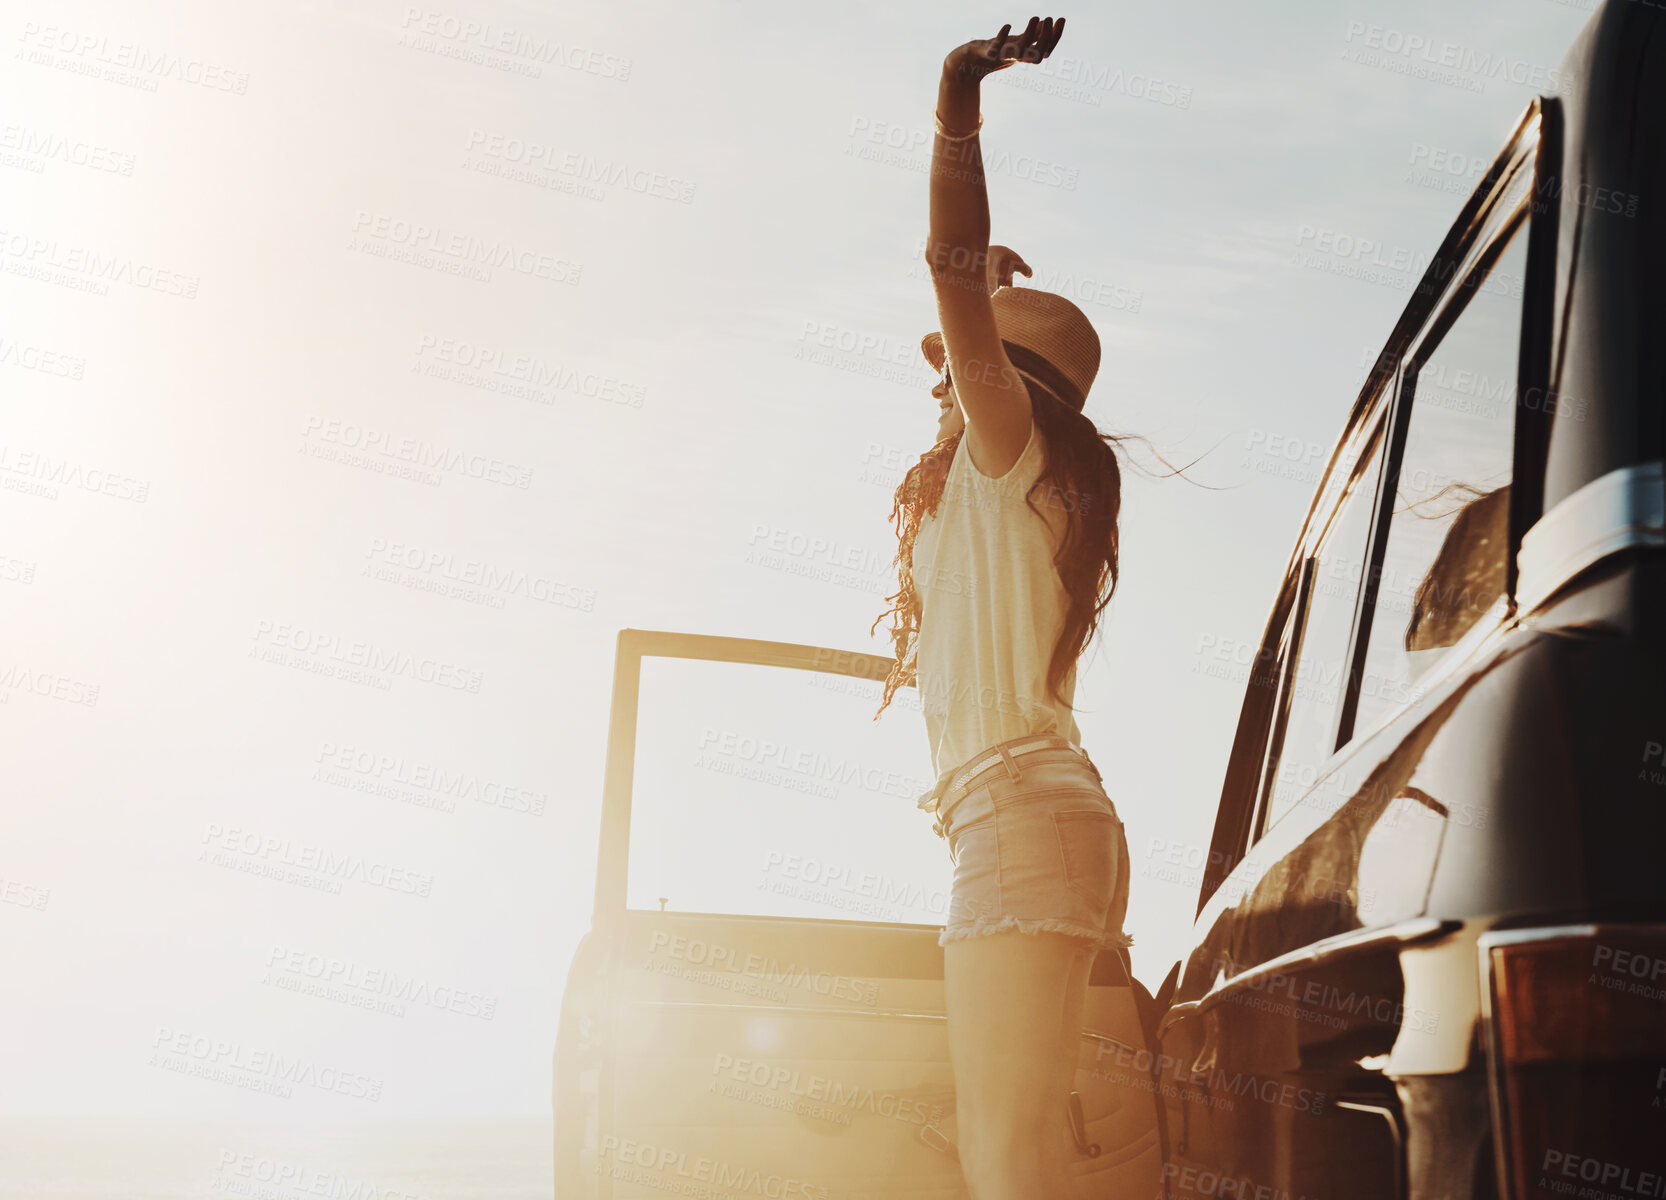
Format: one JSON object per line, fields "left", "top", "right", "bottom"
{"left": 918, "top": 765, "right": 954, "bottom": 815}
{"left": 995, "top": 742, "right": 1023, "bottom": 782}
{"left": 930, "top": 777, "right": 966, "bottom": 839}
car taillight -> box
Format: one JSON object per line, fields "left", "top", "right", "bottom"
{"left": 1481, "top": 926, "right": 1666, "bottom": 1199}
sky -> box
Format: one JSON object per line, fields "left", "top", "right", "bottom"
{"left": 0, "top": 0, "right": 1596, "bottom": 1117}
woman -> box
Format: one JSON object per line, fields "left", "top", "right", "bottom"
{"left": 870, "top": 16, "right": 1135, "bottom": 1198}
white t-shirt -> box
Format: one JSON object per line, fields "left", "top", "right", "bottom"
{"left": 910, "top": 418, "right": 1083, "bottom": 782}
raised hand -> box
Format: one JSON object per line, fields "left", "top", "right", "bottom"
{"left": 944, "top": 16, "right": 1066, "bottom": 85}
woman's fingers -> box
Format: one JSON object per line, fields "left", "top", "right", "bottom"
{"left": 1011, "top": 15, "right": 1055, "bottom": 63}
{"left": 991, "top": 247, "right": 1032, "bottom": 288}
{"left": 1036, "top": 18, "right": 1058, "bottom": 61}
{"left": 1044, "top": 16, "right": 1065, "bottom": 56}
{"left": 976, "top": 25, "right": 1000, "bottom": 70}
{"left": 982, "top": 15, "right": 1065, "bottom": 67}
{"left": 1006, "top": 16, "right": 1032, "bottom": 59}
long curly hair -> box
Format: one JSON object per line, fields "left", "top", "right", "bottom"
{"left": 869, "top": 376, "right": 1130, "bottom": 720}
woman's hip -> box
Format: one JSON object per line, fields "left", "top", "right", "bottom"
{"left": 935, "top": 742, "right": 1123, "bottom": 864}
{"left": 931, "top": 739, "right": 1119, "bottom": 835}
{"left": 937, "top": 768, "right": 1129, "bottom": 950}
{"left": 930, "top": 736, "right": 1132, "bottom": 951}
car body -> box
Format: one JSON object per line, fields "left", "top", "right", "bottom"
{"left": 554, "top": 2, "right": 1665, "bottom": 1196}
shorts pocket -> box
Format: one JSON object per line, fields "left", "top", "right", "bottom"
{"left": 1052, "top": 809, "right": 1116, "bottom": 910}
{"left": 946, "top": 814, "right": 994, "bottom": 864}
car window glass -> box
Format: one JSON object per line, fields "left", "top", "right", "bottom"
{"left": 626, "top": 656, "right": 948, "bottom": 922}
{"left": 1352, "top": 225, "right": 1526, "bottom": 736}
{"left": 1261, "top": 442, "right": 1382, "bottom": 832}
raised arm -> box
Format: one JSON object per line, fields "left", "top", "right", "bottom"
{"left": 924, "top": 16, "right": 1065, "bottom": 477}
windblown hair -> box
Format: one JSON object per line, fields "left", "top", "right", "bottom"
{"left": 869, "top": 377, "right": 1129, "bottom": 720}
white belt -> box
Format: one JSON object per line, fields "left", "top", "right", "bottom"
{"left": 915, "top": 733, "right": 1093, "bottom": 816}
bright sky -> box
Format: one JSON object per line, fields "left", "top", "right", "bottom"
{"left": 0, "top": 0, "right": 1593, "bottom": 1116}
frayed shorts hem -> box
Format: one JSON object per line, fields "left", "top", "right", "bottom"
{"left": 938, "top": 914, "right": 1136, "bottom": 952}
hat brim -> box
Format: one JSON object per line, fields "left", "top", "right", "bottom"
{"left": 919, "top": 285, "right": 1100, "bottom": 406}
{"left": 920, "top": 330, "right": 946, "bottom": 374}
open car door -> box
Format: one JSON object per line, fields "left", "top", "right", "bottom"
{"left": 554, "top": 629, "right": 1161, "bottom": 1198}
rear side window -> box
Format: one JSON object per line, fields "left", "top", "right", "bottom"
{"left": 1261, "top": 441, "right": 1383, "bottom": 831}
{"left": 1352, "top": 222, "right": 1526, "bottom": 736}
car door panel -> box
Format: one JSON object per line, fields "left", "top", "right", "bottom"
{"left": 556, "top": 632, "right": 1162, "bottom": 1199}
{"left": 599, "top": 916, "right": 1161, "bottom": 1198}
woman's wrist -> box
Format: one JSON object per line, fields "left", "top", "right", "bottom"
{"left": 935, "top": 67, "right": 981, "bottom": 137}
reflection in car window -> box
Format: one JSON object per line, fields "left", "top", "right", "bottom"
{"left": 1353, "top": 225, "right": 1526, "bottom": 735}
{"left": 1262, "top": 442, "right": 1381, "bottom": 832}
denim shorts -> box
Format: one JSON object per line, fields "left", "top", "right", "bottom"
{"left": 922, "top": 737, "right": 1133, "bottom": 953}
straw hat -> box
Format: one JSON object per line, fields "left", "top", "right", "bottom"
{"left": 921, "top": 285, "right": 1101, "bottom": 411}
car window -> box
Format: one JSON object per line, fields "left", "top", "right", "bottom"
{"left": 1259, "top": 439, "right": 1383, "bottom": 833}
{"left": 1351, "top": 222, "right": 1526, "bottom": 736}
{"left": 626, "top": 656, "right": 949, "bottom": 922}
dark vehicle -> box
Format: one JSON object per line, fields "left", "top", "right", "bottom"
{"left": 554, "top": 2, "right": 1665, "bottom": 1196}
{"left": 1153, "top": 3, "right": 1666, "bottom": 1197}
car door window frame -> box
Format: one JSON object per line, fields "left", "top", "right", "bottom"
{"left": 1249, "top": 558, "right": 1314, "bottom": 844}
{"left": 591, "top": 628, "right": 904, "bottom": 927}
{"left": 1337, "top": 104, "right": 1560, "bottom": 748}
{"left": 1248, "top": 421, "right": 1389, "bottom": 843}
